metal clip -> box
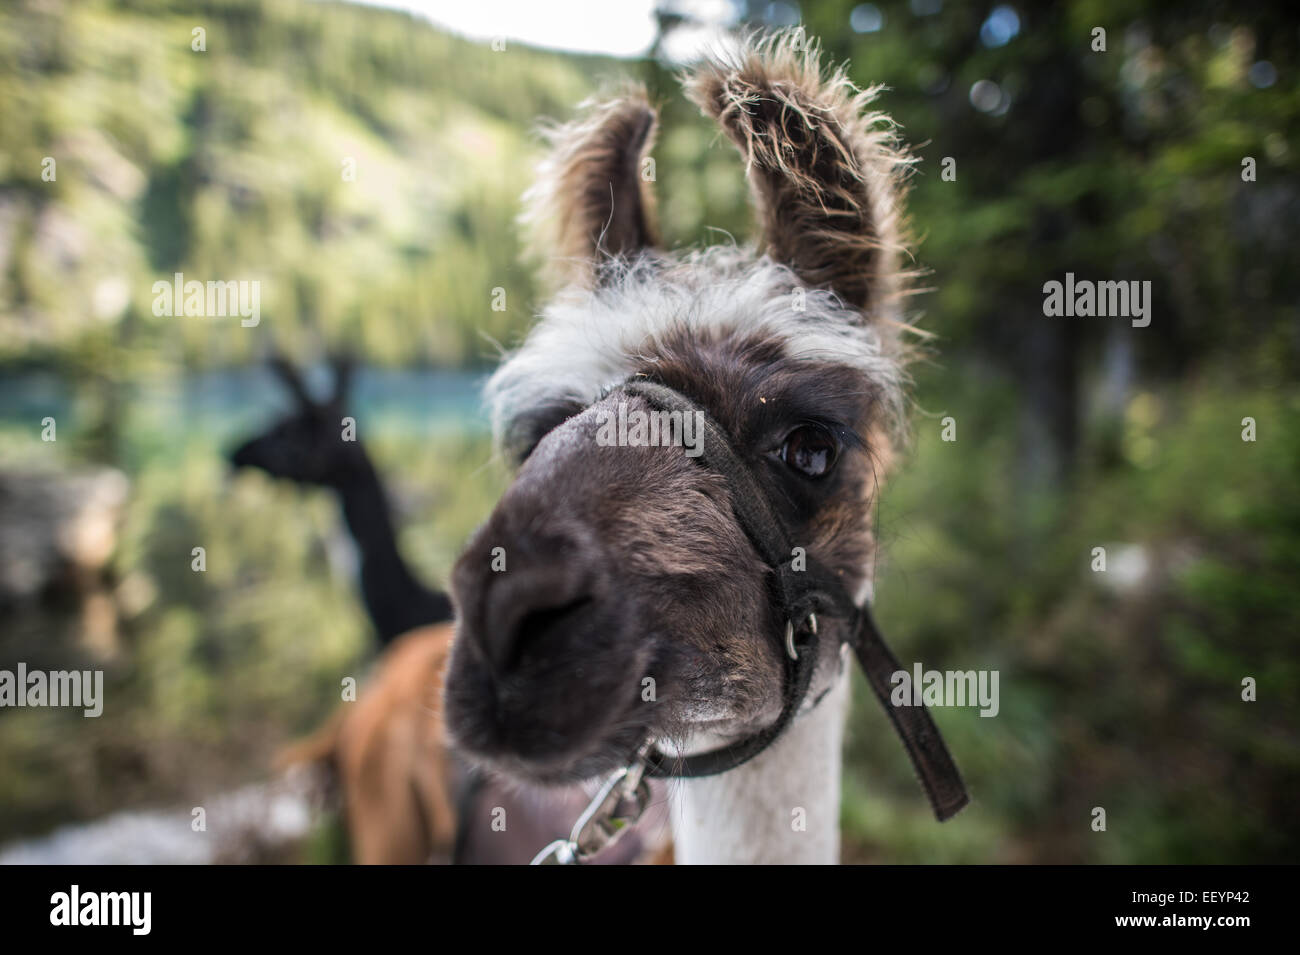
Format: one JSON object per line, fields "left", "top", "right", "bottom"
{"left": 530, "top": 747, "right": 652, "bottom": 865}
{"left": 784, "top": 612, "right": 817, "bottom": 660}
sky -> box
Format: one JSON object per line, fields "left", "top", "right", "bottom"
{"left": 346, "top": 0, "right": 670, "bottom": 57}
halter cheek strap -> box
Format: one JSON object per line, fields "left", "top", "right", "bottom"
{"left": 620, "top": 379, "right": 969, "bottom": 822}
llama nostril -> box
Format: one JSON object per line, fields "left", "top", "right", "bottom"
{"left": 467, "top": 550, "right": 602, "bottom": 673}
{"left": 504, "top": 595, "right": 594, "bottom": 671}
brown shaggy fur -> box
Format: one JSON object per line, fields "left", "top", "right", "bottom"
{"left": 523, "top": 86, "right": 660, "bottom": 288}
{"left": 279, "top": 624, "right": 457, "bottom": 864}
{"left": 685, "top": 32, "right": 913, "bottom": 318}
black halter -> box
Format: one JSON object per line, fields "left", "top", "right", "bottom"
{"left": 620, "top": 379, "right": 969, "bottom": 822}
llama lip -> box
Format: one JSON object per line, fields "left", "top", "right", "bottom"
{"left": 479, "top": 726, "right": 652, "bottom": 787}
{"left": 457, "top": 672, "right": 660, "bottom": 786}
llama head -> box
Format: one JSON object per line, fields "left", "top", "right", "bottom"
{"left": 445, "top": 32, "right": 916, "bottom": 785}
{"left": 229, "top": 355, "right": 363, "bottom": 488}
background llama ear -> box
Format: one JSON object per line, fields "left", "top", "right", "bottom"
{"left": 268, "top": 352, "right": 314, "bottom": 408}
{"left": 686, "top": 32, "right": 911, "bottom": 317}
{"left": 523, "top": 87, "right": 659, "bottom": 287}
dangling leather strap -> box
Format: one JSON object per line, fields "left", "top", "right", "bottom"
{"left": 849, "top": 604, "right": 969, "bottom": 821}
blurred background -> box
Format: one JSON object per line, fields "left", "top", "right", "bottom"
{"left": 0, "top": 0, "right": 1296, "bottom": 863}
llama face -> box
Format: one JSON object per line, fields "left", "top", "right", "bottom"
{"left": 445, "top": 32, "right": 914, "bottom": 785}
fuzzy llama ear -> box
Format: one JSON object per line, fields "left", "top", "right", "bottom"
{"left": 686, "top": 31, "right": 911, "bottom": 317}
{"left": 522, "top": 87, "right": 659, "bottom": 288}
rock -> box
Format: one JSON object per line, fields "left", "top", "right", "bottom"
{"left": 0, "top": 467, "right": 129, "bottom": 604}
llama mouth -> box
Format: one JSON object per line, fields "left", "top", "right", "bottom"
{"left": 474, "top": 721, "right": 654, "bottom": 787}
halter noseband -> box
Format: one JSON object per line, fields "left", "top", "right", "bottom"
{"left": 530, "top": 377, "right": 968, "bottom": 864}
{"left": 621, "top": 379, "right": 967, "bottom": 813}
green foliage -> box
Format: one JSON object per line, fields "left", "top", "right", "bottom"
{"left": 848, "top": 383, "right": 1300, "bottom": 862}
{"left": 0, "top": 412, "right": 505, "bottom": 843}
{"left": 1, "top": 0, "right": 1296, "bottom": 863}
{"left": 0, "top": 0, "right": 601, "bottom": 368}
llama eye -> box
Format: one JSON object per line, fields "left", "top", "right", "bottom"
{"left": 779, "top": 425, "right": 839, "bottom": 478}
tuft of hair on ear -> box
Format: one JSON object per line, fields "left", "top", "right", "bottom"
{"left": 685, "top": 29, "right": 917, "bottom": 324}
{"left": 521, "top": 85, "right": 661, "bottom": 289}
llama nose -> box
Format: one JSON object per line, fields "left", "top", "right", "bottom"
{"left": 454, "top": 533, "right": 602, "bottom": 673}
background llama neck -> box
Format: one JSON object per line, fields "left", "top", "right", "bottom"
{"left": 334, "top": 455, "right": 452, "bottom": 643}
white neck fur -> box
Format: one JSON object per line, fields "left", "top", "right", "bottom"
{"left": 668, "top": 667, "right": 850, "bottom": 864}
